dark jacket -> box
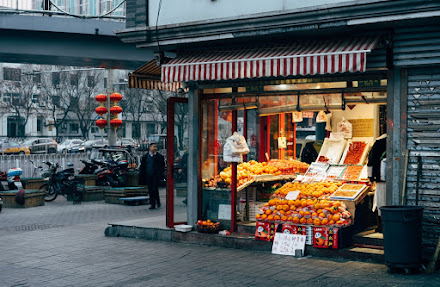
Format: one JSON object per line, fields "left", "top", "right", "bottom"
{"left": 139, "top": 152, "right": 165, "bottom": 185}
{"left": 368, "top": 137, "right": 386, "bottom": 182}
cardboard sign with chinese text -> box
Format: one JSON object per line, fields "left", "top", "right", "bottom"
{"left": 272, "top": 232, "right": 306, "bottom": 256}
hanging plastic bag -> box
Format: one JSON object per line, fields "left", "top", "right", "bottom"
{"left": 228, "top": 132, "right": 250, "bottom": 155}
{"left": 292, "top": 112, "right": 303, "bottom": 123}
{"left": 223, "top": 132, "right": 249, "bottom": 162}
{"left": 337, "top": 118, "right": 353, "bottom": 139}
{"left": 316, "top": 111, "right": 327, "bottom": 123}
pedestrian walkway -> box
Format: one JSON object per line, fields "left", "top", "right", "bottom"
{"left": 0, "top": 222, "right": 439, "bottom": 287}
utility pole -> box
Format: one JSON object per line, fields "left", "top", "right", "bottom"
{"left": 107, "top": 69, "right": 117, "bottom": 146}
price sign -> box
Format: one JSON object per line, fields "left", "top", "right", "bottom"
{"left": 285, "top": 190, "right": 300, "bottom": 200}
{"left": 218, "top": 204, "right": 231, "bottom": 220}
{"left": 272, "top": 232, "right": 306, "bottom": 256}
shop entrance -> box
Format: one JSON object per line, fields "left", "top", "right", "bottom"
{"left": 200, "top": 76, "right": 388, "bottom": 233}
{"left": 166, "top": 97, "right": 189, "bottom": 228}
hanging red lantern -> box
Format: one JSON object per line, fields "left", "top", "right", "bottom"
{"left": 110, "top": 93, "right": 122, "bottom": 102}
{"left": 110, "top": 106, "right": 123, "bottom": 114}
{"left": 110, "top": 118, "right": 123, "bottom": 129}
{"left": 95, "top": 94, "right": 107, "bottom": 103}
{"left": 95, "top": 106, "right": 108, "bottom": 115}
{"left": 95, "top": 118, "right": 107, "bottom": 129}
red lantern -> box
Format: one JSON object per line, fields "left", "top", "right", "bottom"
{"left": 110, "top": 118, "right": 123, "bottom": 129}
{"left": 110, "top": 106, "right": 122, "bottom": 114}
{"left": 95, "top": 118, "right": 107, "bottom": 129}
{"left": 110, "top": 93, "right": 122, "bottom": 102}
{"left": 95, "top": 106, "right": 108, "bottom": 115}
{"left": 95, "top": 94, "right": 107, "bottom": 103}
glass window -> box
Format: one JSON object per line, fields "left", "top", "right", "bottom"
{"left": 37, "top": 117, "right": 43, "bottom": 132}
{"left": 70, "top": 123, "right": 79, "bottom": 133}
{"left": 52, "top": 72, "right": 60, "bottom": 85}
{"left": 3, "top": 68, "right": 21, "bottom": 81}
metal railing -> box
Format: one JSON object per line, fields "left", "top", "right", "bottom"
{"left": 0, "top": 154, "right": 89, "bottom": 178}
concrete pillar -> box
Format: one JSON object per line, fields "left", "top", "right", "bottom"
{"left": 386, "top": 68, "right": 408, "bottom": 205}
{"left": 187, "top": 84, "right": 199, "bottom": 226}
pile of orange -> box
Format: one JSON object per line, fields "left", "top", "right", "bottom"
{"left": 273, "top": 181, "right": 342, "bottom": 199}
{"left": 267, "top": 160, "right": 309, "bottom": 174}
{"left": 256, "top": 198, "right": 352, "bottom": 227}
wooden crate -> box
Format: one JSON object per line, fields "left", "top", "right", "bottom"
{"left": 67, "top": 186, "right": 105, "bottom": 202}
{"left": 125, "top": 171, "right": 140, "bottom": 186}
{"left": 75, "top": 174, "right": 97, "bottom": 187}
{"left": 0, "top": 190, "right": 45, "bottom": 208}
{"left": 21, "top": 178, "right": 47, "bottom": 190}
{"left": 104, "top": 187, "right": 148, "bottom": 204}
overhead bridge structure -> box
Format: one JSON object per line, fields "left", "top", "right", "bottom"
{"left": 0, "top": 14, "right": 153, "bottom": 69}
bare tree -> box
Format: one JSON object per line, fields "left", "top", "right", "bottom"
{"left": 40, "top": 66, "right": 72, "bottom": 140}
{"left": 0, "top": 64, "right": 37, "bottom": 136}
{"left": 120, "top": 87, "right": 149, "bottom": 140}
{"left": 149, "top": 89, "right": 188, "bottom": 151}
{"left": 64, "top": 69, "right": 103, "bottom": 138}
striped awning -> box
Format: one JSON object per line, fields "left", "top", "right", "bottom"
{"left": 162, "top": 36, "right": 380, "bottom": 83}
{"left": 129, "top": 60, "right": 184, "bottom": 92}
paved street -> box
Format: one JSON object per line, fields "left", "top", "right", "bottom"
{"left": 0, "top": 191, "right": 439, "bottom": 287}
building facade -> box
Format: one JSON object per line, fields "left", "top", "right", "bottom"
{"left": 0, "top": 63, "right": 164, "bottom": 140}
{"left": 31, "top": 0, "right": 125, "bottom": 16}
{"left": 119, "top": 0, "right": 440, "bottom": 247}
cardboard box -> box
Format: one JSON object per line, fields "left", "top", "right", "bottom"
{"left": 313, "top": 227, "right": 339, "bottom": 249}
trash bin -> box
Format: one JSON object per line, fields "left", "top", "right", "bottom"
{"left": 380, "top": 205, "right": 424, "bottom": 270}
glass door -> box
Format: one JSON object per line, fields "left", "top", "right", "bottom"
{"left": 166, "top": 97, "right": 189, "bottom": 228}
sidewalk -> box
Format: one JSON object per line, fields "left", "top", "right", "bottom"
{"left": 1, "top": 222, "right": 438, "bottom": 287}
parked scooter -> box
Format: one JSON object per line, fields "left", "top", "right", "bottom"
{"left": 94, "top": 159, "right": 129, "bottom": 187}
{"left": 6, "top": 168, "right": 24, "bottom": 190}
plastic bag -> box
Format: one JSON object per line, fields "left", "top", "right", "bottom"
{"left": 223, "top": 132, "right": 249, "bottom": 162}
{"left": 227, "top": 132, "right": 250, "bottom": 155}
{"left": 292, "top": 112, "right": 303, "bottom": 123}
{"left": 316, "top": 111, "right": 327, "bottom": 123}
{"left": 337, "top": 118, "right": 352, "bottom": 139}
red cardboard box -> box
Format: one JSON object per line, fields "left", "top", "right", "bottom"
{"left": 282, "top": 224, "right": 308, "bottom": 235}
{"left": 255, "top": 221, "right": 278, "bottom": 241}
{"left": 313, "top": 227, "right": 339, "bottom": 249}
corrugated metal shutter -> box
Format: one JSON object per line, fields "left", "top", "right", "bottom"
{"left": 394, "top": 25, "right": 440, "bottom": 67}
{"left": 406, "top": 68, "right": 440, "bottom": 247}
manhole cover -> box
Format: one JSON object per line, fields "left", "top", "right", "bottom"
{"left": 0, "top": 224, "right": 63, "bottom": 232}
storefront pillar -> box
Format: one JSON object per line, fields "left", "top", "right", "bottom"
{"left": 187, "top": 84, "right": 200, "bottom": 226}
{"left": 386, "top": 68, "right": 408, "bottom": 205}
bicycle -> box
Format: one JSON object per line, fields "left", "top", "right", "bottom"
{"left": 29, "top": 160, "right": 43, "bottom": 178}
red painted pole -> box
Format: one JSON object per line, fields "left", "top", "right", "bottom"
{"left": 231, "top": 108, "right": 238, "bottom": 233}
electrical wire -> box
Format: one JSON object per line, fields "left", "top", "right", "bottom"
{"left": 48, "top": 0, "right": 126, "bottom": 19}
{"left": 155, "top": 0, "right": 163, "bottom": 53}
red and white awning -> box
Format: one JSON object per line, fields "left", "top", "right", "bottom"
{"left": 162, "top": 36, "right": 379, "bottom": 83}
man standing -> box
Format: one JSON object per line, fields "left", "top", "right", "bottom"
{"left": 139, "top": 143, "right": 165, "bottom": 210}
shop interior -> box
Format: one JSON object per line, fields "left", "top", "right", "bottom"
{"left": 199, "top": 74, "right": 388, "bottom": 244}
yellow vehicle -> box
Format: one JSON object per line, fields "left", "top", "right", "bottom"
{"left": 0, "top": 141, "right": 30, "bottom": 155}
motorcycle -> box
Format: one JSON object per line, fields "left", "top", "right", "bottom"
{"left": 94, "top": 159, "right": 129, "bottom": 187}
{"left": 39, "top": 161, "right": 81, "bottom": 202}
{"left": 79, "top": 159, "right": 99, "bottom": 175}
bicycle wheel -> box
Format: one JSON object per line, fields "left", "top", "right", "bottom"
{"left": 41, "top": 184, "right": 58, "bottom": 202}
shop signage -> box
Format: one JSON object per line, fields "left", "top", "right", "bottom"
{"left": 358, "top": 80, "right": 381, "bottom": 87}
{"left": 302, "top": 112, "right": 314, "bottom": 118}
{"left": 272, "top": 232, "right": 306, "bottom": 256}
{"left": 348, "top": 119, "right": 374, "bottom": 137}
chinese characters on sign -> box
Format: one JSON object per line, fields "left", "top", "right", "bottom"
{"left": 272, "top": 233, "right": 306, "bottom": 256}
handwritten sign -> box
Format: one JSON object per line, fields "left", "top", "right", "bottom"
{"left": 272, "top": 232, "right": 306, "bottom": 256}
{"left": 285, "top": 190, "right": 300, "bottom": 200}
{"left": 218, "top": 204, "right": 231, "bottom": 220}
{"left": 348, "top": 119, "right": 374, "bottom": 137}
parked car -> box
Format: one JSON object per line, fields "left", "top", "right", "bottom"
{"left": 57, "top": 139, "right": 84, "bottom": 153}
{"left": 84, "top": 139, "right": 108, "bottom": 153}
{"left": 24, "top": 138, "right": 57, "bottom": 154}
{"left": 117, "top": 138, "right": 138, "bottom": 149}
{"left": 0, "top": 141, "right": 30, "bottom": 155}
